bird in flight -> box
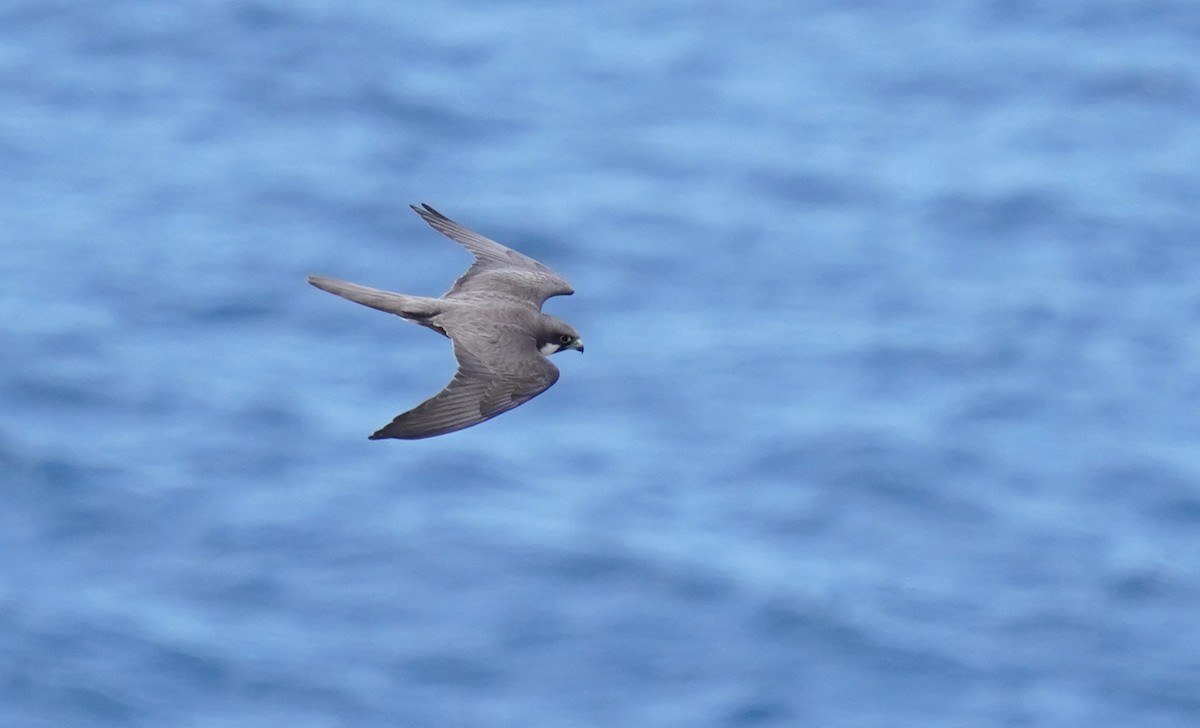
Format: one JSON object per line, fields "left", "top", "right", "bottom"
{"left": 308, "top": 204, "right": 583, "bottom": 440}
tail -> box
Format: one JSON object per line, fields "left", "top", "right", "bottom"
{"left": 307, "top": 275, "right": 443, "bottom": 322}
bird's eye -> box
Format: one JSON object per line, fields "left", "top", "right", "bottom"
{"left": 559, "top": 334, "right": 573, "bottom": 344}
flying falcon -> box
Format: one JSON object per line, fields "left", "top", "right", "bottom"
{"left": 308, "top": 204, "right": 583, "bottom": 440}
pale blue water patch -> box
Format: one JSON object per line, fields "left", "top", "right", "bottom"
{"left": 2, "top": 1, "right": 1199, "bottom": 727}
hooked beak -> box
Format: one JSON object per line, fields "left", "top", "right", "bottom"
{"left": 569, "top": 338, "right": 585, "bottom": 353}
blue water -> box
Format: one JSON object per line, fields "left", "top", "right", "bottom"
{"left": 3, "top": 1, "right": 1199, "bottom": 726}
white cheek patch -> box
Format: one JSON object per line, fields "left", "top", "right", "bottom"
{"left": 539, "top": 342, "right": 561, "bottom": 356}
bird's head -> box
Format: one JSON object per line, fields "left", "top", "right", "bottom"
{"left": 538, "top": 319, "right": 584, "bottom": 355}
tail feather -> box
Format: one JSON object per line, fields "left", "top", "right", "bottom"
{"left": 307, "top": 275, "right": 442, "bottom": 322}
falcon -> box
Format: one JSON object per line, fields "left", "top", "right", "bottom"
{"left": 308, "top": 204, "right": 583, "bottom": 440}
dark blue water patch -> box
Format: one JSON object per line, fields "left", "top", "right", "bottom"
{"left": 1042, "top": 1, "right": 1200, "bottom": 34}
{"left": 722, "top": 699, "right": 794, "bottom": 727}
{"left": 228, "top": 0, "right": 295, "bottom": 31}
{"left": 1106, "top": 569, "right": 1173, "bottom": 604}
{"left": 744, "top": 590, "right": 989, "bottom": 725}
{"left": 738, "top": 429, "right": 996, "bottom": 519}
{"left": 395, "top": 653, "right": 502, "bottom": 689}
{"left": 857, "top": 341, "right": 1025, "bottom": 395}
{"left": 745, "top": 169, "right": 884, "bottom": 209}
{"left": 207, "top": 573, "right": 291, "bottom": 612}
{"left": 1120, "top": 674, "right": 1200, "bottom": 725}
{"left": 925, "top": 188, "right": 1069, "bottom": 240}
{"left": 0, "top": 444, "right": 146, "bottom": 545}
{"left": 403, "top": 452, "right": 527, "bottom": 494}
{"left": 164, "top": 297, "right": 286, "bottom": 327}
{"left": 3, "top": 363, "right": 124, "bottom": 412}
{"left": 360, "top": 89, "right": 520, "bottom": 141}
{"left": 55, "top": 687, "right": 139, "bottom": 726}
{"left": 528, "top": 545, "right": 738, "bottom": 606}
{"left": 753, "top": 594, "right": 859, "bottom": 647}
{"left": 1103, "top": 223, "right": 1200, "bottom": 285}
{"left": 150, "top": 642, "right": 231, "bottom": 693}
{"left": 953, "top": 389, "right": 1045, "bottom": 424}
{"left": 1088, "top": 458, "right": 1200, "bottom": 526}
{"left": 871, "top": 66, "right": 1018, "bottom": 107}
{"left": 4, "top": 617, "right": 165, "bottom": 726}
{"left": 1072, "top": 66, "right": 1200, "bottom": 109}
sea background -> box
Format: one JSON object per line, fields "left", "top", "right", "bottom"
{"left": 2, "top": 1, "right": 1199, "bottom": 726}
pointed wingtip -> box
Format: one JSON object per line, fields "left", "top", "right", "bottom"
{"left": 307, "top": 275, "right": 344, "bottom": 295}
{"left": 412, "top": 203, "right": 446, "bottom": 220}
{"left": 369, "top": 421, "right": 400, "bottom": 440}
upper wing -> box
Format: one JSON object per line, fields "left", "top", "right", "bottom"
{"left": 369, "top": 334, "right": 561, "bottom": 440}
{"left": 411, "top": 204, "right": 574, "bottom": 309}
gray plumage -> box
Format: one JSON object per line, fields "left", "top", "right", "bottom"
{"left": 308, "top": 204, "right": 583, "bottom": 440}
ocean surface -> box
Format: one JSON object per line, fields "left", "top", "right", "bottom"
{"left": 2, "top": 1, "right": 1199, "bottom": 726}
